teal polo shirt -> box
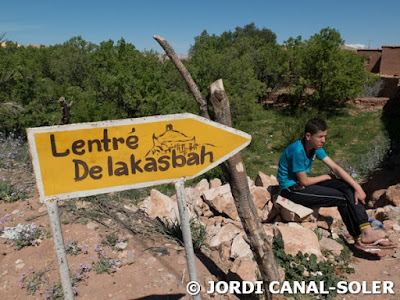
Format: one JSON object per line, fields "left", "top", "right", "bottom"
{"left": 277, "top": 139, "right": 327, "bottom": 189}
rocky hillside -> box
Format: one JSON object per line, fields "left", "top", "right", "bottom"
{"left": 1, "top": 167, "right": 400, "bottom": 299}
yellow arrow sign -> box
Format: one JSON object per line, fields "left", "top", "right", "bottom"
{"left": 27, "top": 113, "right": 251, "bottom": 202}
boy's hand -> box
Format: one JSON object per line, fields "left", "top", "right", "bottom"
{"left": 329, "top": 172, "right": 338, "bottom": 180}
{"left": 354, "top": 188, "right": 366, "bottom": 205}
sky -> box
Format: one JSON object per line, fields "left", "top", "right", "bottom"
{"left": 2, "top": 0, "right": 400, "bottom": 54}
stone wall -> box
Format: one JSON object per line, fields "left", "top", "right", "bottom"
{"left": 379, "top": 77, "right": 400, "bottom": 98}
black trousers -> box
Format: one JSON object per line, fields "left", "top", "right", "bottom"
{"left": 280, "top": 179, "right": 369, "bottom": 237}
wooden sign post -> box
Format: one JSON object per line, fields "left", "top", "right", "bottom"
{"left": 27, "top": 113, "right": 251, "bottom": 299}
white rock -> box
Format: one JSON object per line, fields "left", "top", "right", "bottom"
{"left": 230, "top": 234, "right": 253, "bottom": 259}
{"left": 123, "top": 204, "right": 138, "bottom": 212}
{"left": 86, "top": 222, "right": 99, "bottom": 230}
{"left": 139, "top": 189, "right": 179, "bottom": 221}
{"left": 392, "top": 224, "right": 400, "bottom": 232}
{"left": 275, "top": 225, "right": 323, "bottom": 261}
{"left": 319, "top": 237, "right": 344, "bottom": 256}
{"left": 15, "top": 263, "right": 25, "bottom": 269}
{"left": 254, "top": 171, "right": 278, "bottom": 187}
{"left": 228, "top": 257, "right": 257, "bottom": 282}
{"left": 208, "top": 223, "right": 241, "bottom": 248}
{"left": 195, "top": 178, "right": 209, "bottom": 192}
{"left": 202, "top": 184, "right": 239, "bottom": 220}
{"left": 250, "top": 186, "right": 271, "bottom": 209}
{"left": 209, "top": 178, "right": 222, "bottom": 189}
{"left": 115, "top": 241, "right": 128, "bottom": 250}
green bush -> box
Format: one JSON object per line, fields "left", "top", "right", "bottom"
{"left": 273, "top": 236, "right": 354, "bottom": 299}
{"left": 101, "top": 233, "right": 119, "bottom": 248}
{"left": 161, "top": 217, "right": 207, "bottom": 250}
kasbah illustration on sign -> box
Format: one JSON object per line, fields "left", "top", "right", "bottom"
{"left": 146, "top": 123, "right": 215, "bottom": 159}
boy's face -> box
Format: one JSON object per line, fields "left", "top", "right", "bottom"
{"left": 305, "top": 130, "right": 327, "bottom": 149}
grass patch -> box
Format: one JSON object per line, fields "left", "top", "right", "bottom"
{"left": 65, "top": 240, "right": 87, "bottom": 256}
{"left": 235, "top": 106, "right": 389, "bottom": 180}
{"left": 0, "top": 178, "right": 27, "bottom": 202}
{"left": 101, "top": 233, "right": 119, "bottom": 248}
{"left": 94, "top": 254, "right": 119, "bottom": 274}
{"left": 161, "top": 217, "right": 207, "bottom": 250}
{"left": 20, "top": 271, "right": 46, "bottom": 295}
{"left": 45, "top": 282, "right": 64, "bottom": 300}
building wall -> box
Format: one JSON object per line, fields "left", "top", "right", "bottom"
{"left": 380, "top": 46, "right": 400, "bottom": 77}
{"left": 357, "top": 49, "right": 382, "bottom": 73}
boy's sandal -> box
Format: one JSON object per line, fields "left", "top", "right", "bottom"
{"left": 360, "top": 238, "right": 398, "bottom": 249}
{"left": 351, "top": 245, "right": 386, "bottom": 260}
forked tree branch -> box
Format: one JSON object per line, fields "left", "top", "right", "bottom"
{"left": 153, "top": 35, "right": 210, "bottom": 120}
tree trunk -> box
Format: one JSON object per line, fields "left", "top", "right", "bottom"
{"left": 209, "top": 80, "right": 281, "bottom": 300}
{"left": 154, "top": 36, "right": 282, "bottom": 300}
{"left": 58, "top": 97, "right": 73, "bottom": 125}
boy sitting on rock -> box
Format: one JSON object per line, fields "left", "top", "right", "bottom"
{"left": 277, "top": 118, "right": 396, "bottom": 258}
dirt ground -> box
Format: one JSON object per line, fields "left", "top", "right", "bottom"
{"left": 0, "top": 193, "right": 218, "bottom": 300}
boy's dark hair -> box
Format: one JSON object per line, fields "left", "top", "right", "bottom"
{"left": 305, "top": 118, "right": 327, "bottom": 135}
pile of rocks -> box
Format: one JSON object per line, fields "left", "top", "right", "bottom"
{"left": 369, "top": 182, "right": 400, "bottom": 208}
{"left": 135, "top": 171, "right": 400, "bottom": 282}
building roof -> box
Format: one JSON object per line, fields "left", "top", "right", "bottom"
{"left": 357, "top": 48, "right": 382, "bottom": 52}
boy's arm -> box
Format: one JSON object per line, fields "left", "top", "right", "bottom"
{"left": 321, "top": 156, "right": 366, "bottom": 204}
{"left": 296, "top": 171, "right": 331, "bottom": 187}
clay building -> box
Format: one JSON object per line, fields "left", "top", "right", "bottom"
{"left": 357, "top": 46, "right": 400, "bottom": 97}
{"left": 357, "top": 49, "right": 382, "bottom": 73}
{"left": 358, "top": 46, "right": 400, "bottom": 77}
{"left": 380, "top": 46, "right": 400, "bottom": 77}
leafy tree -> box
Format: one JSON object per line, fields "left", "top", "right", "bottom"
{"left": 188, "top": 23, "right": 279, "bottom": 121}
{"left": 284, "top": 36, "right": 306, "bottom": 97}
{"left": 232, "top": 22, "right": 276, "bottom": 45}
{"left": 0, "top": 41, "right": 59, "bottom": 131}
{"left": 0, "top": 35, "right": 23, "bottom": 124}
{"left": 48, "top": 36, "right": 95, "bottom": 87}
{"left": 252, "top": 43, "right": 287, "bottom": 101}
{"left": 284, "top": 28, "right": 369, "bottom": 109}
{"left": 0, "top": 35, "right": 198, "bottom": 132}
{"left": 0, "top": 25, "right": 375, "bottom": 133}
